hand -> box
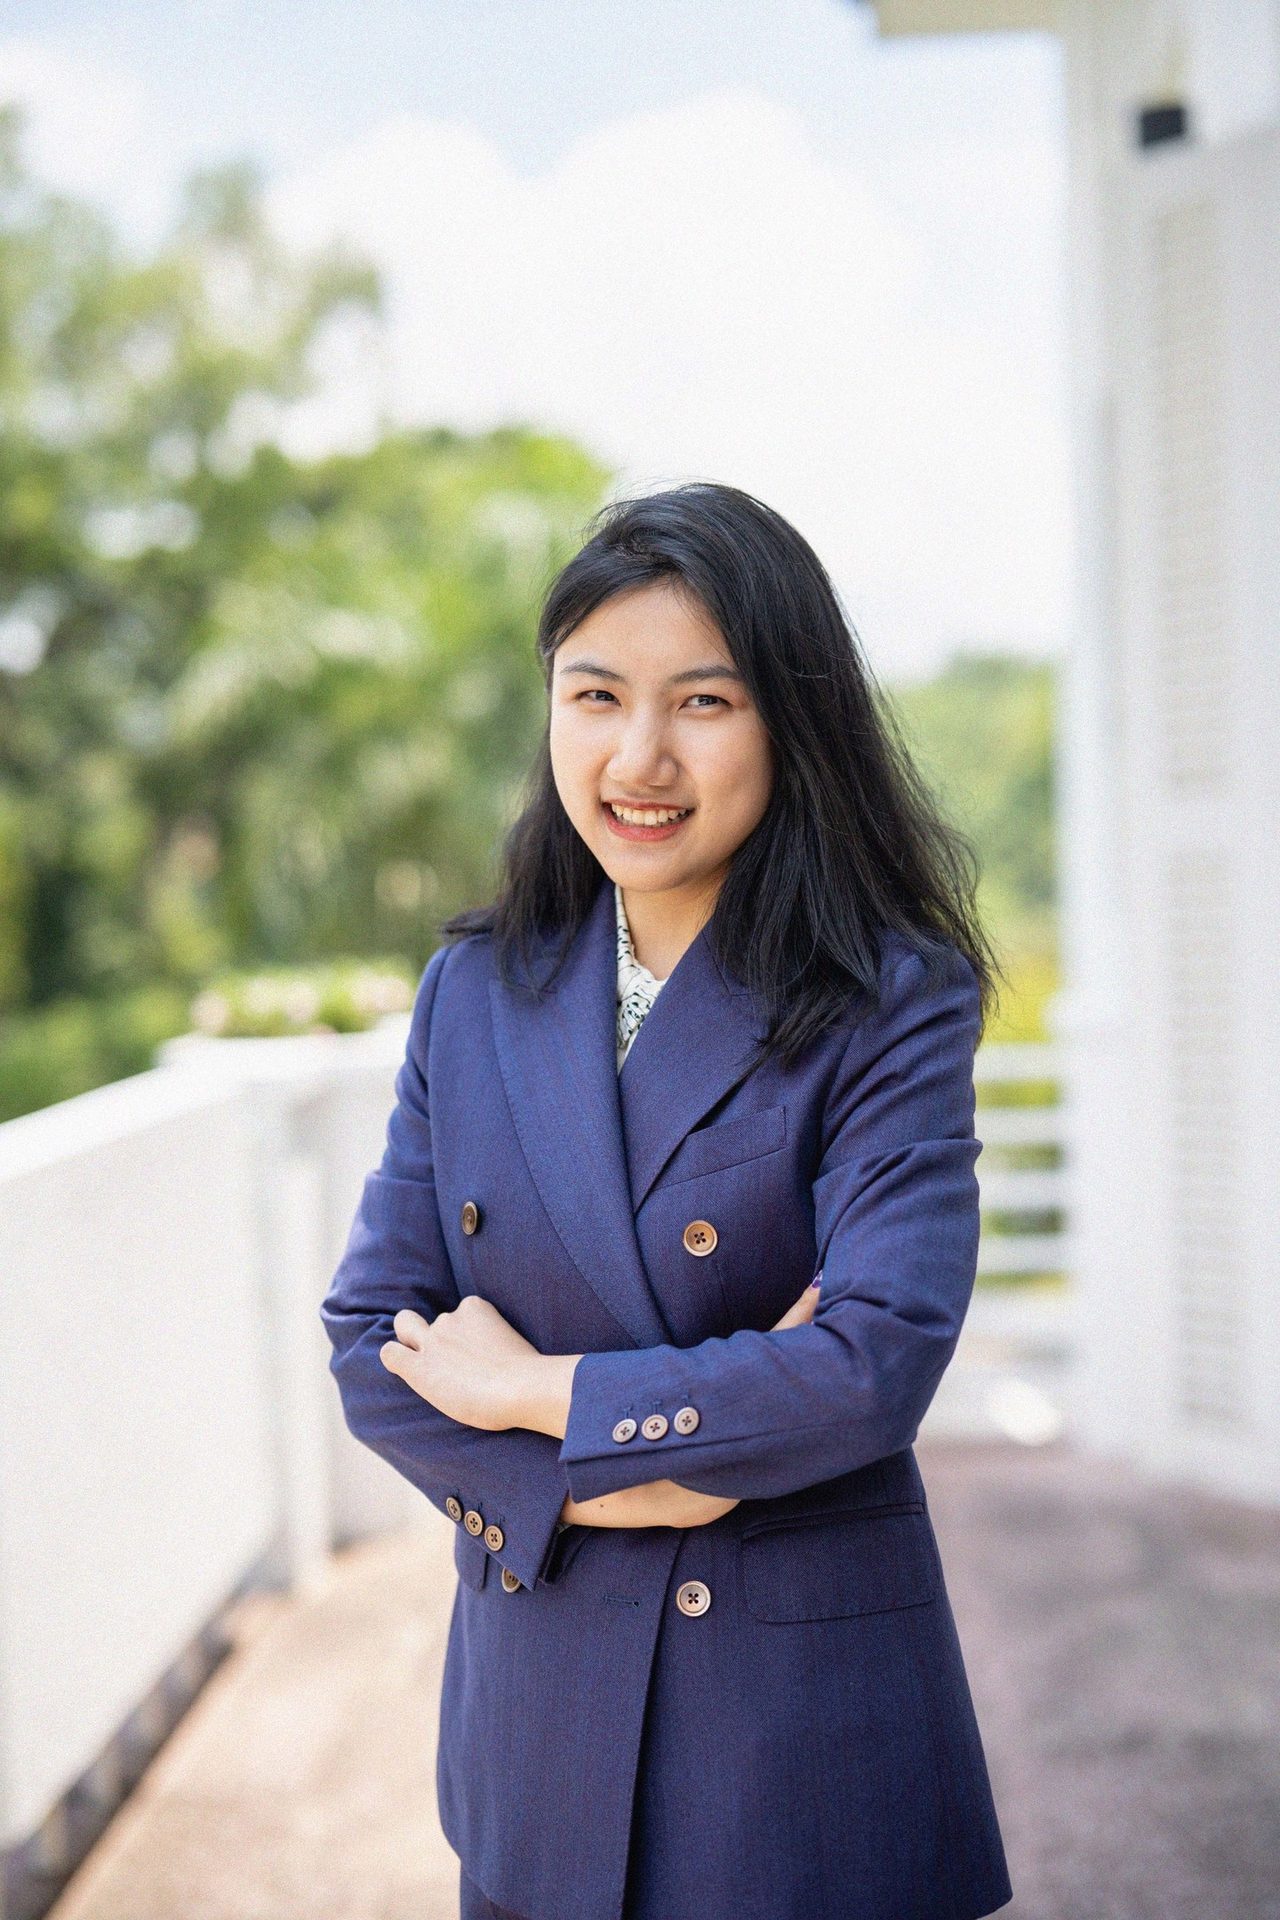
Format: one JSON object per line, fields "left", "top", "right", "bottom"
{"left": 562, "top": 1479, "right": 741, "bottom": 1530}
{"left": 561, "top": 1272, "right": 824, "bottom": 1530}
{"left": 380, "top": 1294, "right": 540, "bottom": 1432}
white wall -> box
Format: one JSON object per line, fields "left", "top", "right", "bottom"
{"left": 1055, "top": 0, "right": 1280, "bottom": 1502}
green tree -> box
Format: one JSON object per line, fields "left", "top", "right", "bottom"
{"left": 0, "top": 102, "right": 607, "bottom": 1023}
{"left": 885, "top": 651, "right": 1059, "bottom": 1035}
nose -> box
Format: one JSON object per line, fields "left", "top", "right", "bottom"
{"left": 608, "top": 709, "right": 680, "bottom": 791}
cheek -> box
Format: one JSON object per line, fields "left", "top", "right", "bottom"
{"left": 548, "top": 711, "right": 597, "bottom": 793}
{"left": 712, "top": 733, "right": 773, "bottom": 829}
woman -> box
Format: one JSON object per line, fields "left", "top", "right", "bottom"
{"left": 320, "top": 482, "right": 1014, "bottom": 1920}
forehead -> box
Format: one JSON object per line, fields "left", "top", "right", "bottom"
{"left": 555, "top": 581, "right": 734, "bottom": 675}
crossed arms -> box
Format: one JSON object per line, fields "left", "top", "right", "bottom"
{"left": 319, "top": 936, "right": 981, "bottom": 1589}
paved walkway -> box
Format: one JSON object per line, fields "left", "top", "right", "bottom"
{"left": 47, "top": 1440, "right": 1280, "bottom": 1920}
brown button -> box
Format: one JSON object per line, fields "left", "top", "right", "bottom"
{"left": 501, "top": 1566, "right": 522, "bottom": 1592}
{"left": 641, "top": 1413, "right": 669, "bottom": 1440}
{"left": 484, "top": 1523, "right": 505, "bottom": 1552}
{"left": 445, "top": 1495, "right": 464, "bottom": 1522}
{"left": 682, "top": 1219, "right": 718, "bottom": 1256}
{"left": 674, "top": 1406, "right": 700, "bottom": 1435}
{"left": 676, "top": 1579, "right": 712, "bottom": 1616}
{"left": 612, "top": 1417, "right": 637, "bottom": 1443}
{"left": 463, "top": 1509, "right": 484, "bottom": 1535}
{"left": 461, "top": 1200, "right": 481, "bottom": 1235}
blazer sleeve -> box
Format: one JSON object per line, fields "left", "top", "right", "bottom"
{"left": 557, "top": 940, "right": 983, "bottom": 1504}
{"left": 319, "top": 941, "right": 572, "bottom": 1591}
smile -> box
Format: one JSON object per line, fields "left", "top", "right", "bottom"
{"left": 601, "top": 799, "right": 695, "bottom": 841}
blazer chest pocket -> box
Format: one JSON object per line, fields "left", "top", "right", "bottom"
{"left": 662, "top": 1102, "right": 788, "bottom": 1187}
{"left": 739, "top": 1502, "right": 939, "bottom": 1624}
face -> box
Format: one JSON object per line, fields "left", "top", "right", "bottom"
{"left": 548, "top": 579, "right": 774, "bottom": 911}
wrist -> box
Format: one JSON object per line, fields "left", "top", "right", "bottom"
{"left": 512, "top": 1351, "right": 582, "bottom": 1439}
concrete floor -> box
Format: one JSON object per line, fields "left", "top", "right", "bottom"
{"left": 46, "top": 1439, "right": 1280, "bottom": 1920}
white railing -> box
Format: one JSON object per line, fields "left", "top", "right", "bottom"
{"left": 974, "top": 1040, "right": 1070, "bottom": 1282}
{"left": 0, "top": 1020, "right": 418, "bottom": 1890}
{"left": 924, "top": 1037, "right": 1074, "bottom": 1447}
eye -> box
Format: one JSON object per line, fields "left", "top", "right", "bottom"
{"left": 572, "top": 688, "right": 727, "bottom": 709}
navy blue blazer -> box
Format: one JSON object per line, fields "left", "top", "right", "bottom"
{"left": 320, "top": 870, "right": 1012, "bottom": 1920}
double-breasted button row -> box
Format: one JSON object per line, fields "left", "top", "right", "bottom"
{"left": 467, "top": 1201, "right": 715, "bottom": 1260}
{"left": 612, "top": 1404, "right": 700, "bottom": 1443}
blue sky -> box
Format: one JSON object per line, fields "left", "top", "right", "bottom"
{"left": 0, "top": 0, "right": 1070, "bottom": 681}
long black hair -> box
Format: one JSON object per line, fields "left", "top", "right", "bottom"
{"left": 442, "top": 481, "right": 1005, "bottom": 1067}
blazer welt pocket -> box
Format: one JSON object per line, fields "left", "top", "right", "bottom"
{"left": 661, "top": 1103, "right": 788, "bottom": 1188}
{"left": 739, "top": 1501, "right": 938, "bottom": 1624}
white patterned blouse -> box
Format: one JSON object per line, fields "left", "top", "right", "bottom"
{"left": 615, "top": 881, "right": 666, "bottom": 1071}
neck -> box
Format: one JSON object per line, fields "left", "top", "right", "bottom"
{"left": 619, "top": 872, "right": 723, "bottom": 979}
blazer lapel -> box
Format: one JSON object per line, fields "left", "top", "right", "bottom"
{"left": 617, "top": 905, "right": 767, "bottom": 1211}
{"left": 488, "top": 871, "right": 767, "bottom": 1350}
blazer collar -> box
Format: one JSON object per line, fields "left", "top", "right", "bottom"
{"left": 488, "top": 870, "right": 767, "bottom": 1348}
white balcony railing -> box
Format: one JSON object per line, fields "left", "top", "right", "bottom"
{"left": 923, "top": 1038, "right": 1074, "bottom": 1448}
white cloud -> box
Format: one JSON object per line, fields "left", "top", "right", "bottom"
{"left": 0, "top": 38, "right": 1069, "bottom": 679}
{"left": 0, "top": 36, "right": 153, "bottom": 218}
{"left": 266, "top": 86, "right": 1068, "bottom": 677}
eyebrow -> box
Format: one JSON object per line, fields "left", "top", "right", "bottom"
{"left": 558, "top": 657, "right": 745, "bottom": 686}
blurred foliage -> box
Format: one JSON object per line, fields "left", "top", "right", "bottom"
{"left": 0, "top": 102, "right": 1061, "bottom": 1122}
{"left": 0, "top": 982, "right": 191, "bottom": 1118}
{"left": 188, "top": 957, "right": 416, "bottom": 1038}
{"left": 884, "top": 655, "right": 1065, "bottom": 1292}
{"left": 885, "top": 652, "right": 1059, "bottom": 1044}
{"left": 0, "top": 103, "right": 608, "bottom": 1114}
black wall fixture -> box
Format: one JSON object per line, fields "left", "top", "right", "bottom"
{"left": 1136, "top": 100, "right": 1191, "bottom": 148}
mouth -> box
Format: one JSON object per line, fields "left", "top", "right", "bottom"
{"left": 601, "top": 798, "right": 695, "bottom": 842}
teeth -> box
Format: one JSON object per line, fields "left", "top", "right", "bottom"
{"left": 608, "top": 802, "right": 692, "bottom": 826}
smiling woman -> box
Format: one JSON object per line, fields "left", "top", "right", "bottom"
{"left": 548, "top": 576, "right": 774, "bottom": 978}
{"left": 320, "top": 480, "right": 1013, "bottom": 1920}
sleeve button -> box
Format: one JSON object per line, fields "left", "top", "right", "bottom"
{"left": 445, "top": 1495, "right": 464, "bottom": 1522}
{"left": 612, "top": 1417, "right": 637, "bottom": 1443}
{"left": 484, "top": 1523, "right": 505, "bottom": 1552}
{"left": 674, "top": 1406, "right": 700, "bottom": 1434}
{"left": 463, "top": 1509, "right": 484, "bottom": 1535}
{"left": 641, "top": 1413, "right": 669, "bottom": 1440}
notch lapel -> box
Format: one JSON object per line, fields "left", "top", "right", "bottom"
{"left": 489, "top": 874, "right": 666, "bottom": 1349}
{"left": 488, "top": 872, "right": 768, "bottom": 1350}
{"left": 617, "top": 906, "right": 767, "bottom": 1210}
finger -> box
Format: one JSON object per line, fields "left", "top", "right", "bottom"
{"left": 380, "top": 1339, "right": 407, "bottom": 1376}
{"left": 393, "top": 1309, "right": 427, "bottom": 1349}
{"left": 770, "top": 1283, "right": 820, "bottom": 1331}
